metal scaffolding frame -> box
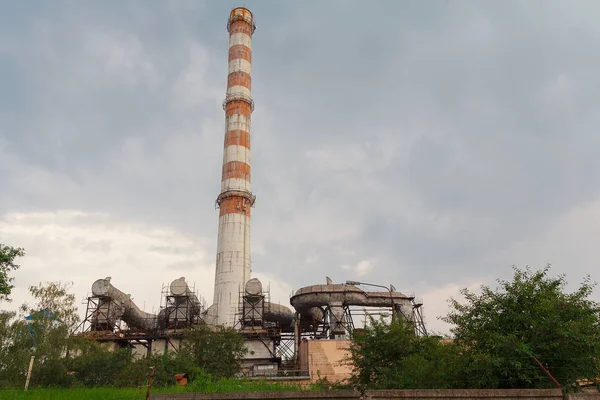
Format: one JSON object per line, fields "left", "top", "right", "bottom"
{"left": 295, "top": 301, "right": 428, "bottom": 346}
{"left": 234, "top": 284, "right": 294, "bottom": 372}
{"left": 412, "top": 298, "right": 428, "bottom": 336}
{"left": 160, "top": 282, "right": 205, "bottom": 330}
{"left": 75, "top": 282, "right": 205, "bottom": 356}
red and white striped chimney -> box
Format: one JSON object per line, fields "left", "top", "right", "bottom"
{"left": 213, "top": 7, "right": 256, "bottom": 327}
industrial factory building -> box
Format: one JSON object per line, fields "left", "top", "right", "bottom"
{"left": 75, "top": 7, "right": 426, "bottom": 383}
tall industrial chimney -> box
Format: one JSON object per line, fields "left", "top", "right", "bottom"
{"left": 212, "top": 7, "right": 256, "bottom": 327}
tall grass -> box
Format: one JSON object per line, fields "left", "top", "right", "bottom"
{"left": 0, "top": 387, "right": 144, "bottom": 400}
{"left": 0, "top": 378, "right": 311, "bottom": 399}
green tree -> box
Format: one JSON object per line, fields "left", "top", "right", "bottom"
{"left": 0, "top": 281, "right": 81, "bottom": 389}
{"left": 66, "top": 339, "right": 137, "bottom": 387}
{"left": 348, "top": 316, "right": 462, "bottom": 391}
{"left": 181, "top": 324, "right": 247, "bottom": 379}
{"left": 443, "top": 265, "right": 600, "bottom": 390}
{"left": 15, "top": 282, "right": 80, "bottom": 388}
{"left": 1, "top": 283, "right": 248, "bottom": 388}
{"left": 23, "top": 281, "right": 80, "bottom": 331}
{"left": 0, "top": 244, "right": 25, "bottom": 302}
{"left": 0, "top": 311, "right": 32, "bottom": 388}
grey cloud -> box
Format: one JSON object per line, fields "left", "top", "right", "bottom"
{"left": 2, "top": 0, "right": 600, "bottom": 332}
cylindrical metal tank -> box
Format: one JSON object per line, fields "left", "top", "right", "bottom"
{"left": 91, "top": 278, "right": 157, "bottom": 331}
{"left": 244, "top": 278, "right": 263, "bottom": 303}
{"left": 165, "top": 277, "right": 203, "bottom": 328}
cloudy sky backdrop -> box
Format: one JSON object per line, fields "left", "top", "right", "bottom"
{"left": 1, "top": 0, "right": 600, "bottom": 333}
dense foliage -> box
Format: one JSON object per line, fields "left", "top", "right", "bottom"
{"left": 0, "top": 244, "right": 25, "bottom": 302}
{"left": 0, "top": 316, "right": 249, "bottom": 389}
{"left": 443, "top": 265, "right": 600, "bottom": 390}
{"left": 0, "top": 280, "right": 248, "bottom": 390}
{"left": 0, "top": 282, "right": 80, "bottom": 388}
{"left": 348, "top": 316, "right": 463, "bottom": 390}
{"left": 349, "top": 266, "right": 600, "bottom": 391}
{"left": 180, "top": 324, "right": 248, "bottom": 379}
{"left": 2, "top": 246, "right": 599, "bottom": 393}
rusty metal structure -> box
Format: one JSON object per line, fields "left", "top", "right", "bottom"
{"left": 78, "top": 277, "right": 205, "bottom": 355}
{"left": 164, "top": 277, "right": 205, "bottom": 329}
{"left": 291, "top": 279, "right": 427, "bottom": 342}
{"left": 232, "top": 278, "right": 300, "bottom": 377}
{"left": 89, "top": 277, "right": 158, "bottom": 331}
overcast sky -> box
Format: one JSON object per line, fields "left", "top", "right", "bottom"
{"left": 1, "top": 0, "right": 600, "bottom": 334}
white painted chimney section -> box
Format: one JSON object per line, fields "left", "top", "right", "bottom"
{"left": 211, "top": 7, "right": 256, "bottom": 327}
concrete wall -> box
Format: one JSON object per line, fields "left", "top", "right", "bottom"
{"left": 241, "top": 339, "right": 278, "bottom": 376}
{"left": 364, "top": 389, "right": 563, "bottom": 400}
{"left": 167, "top": 338, "right": 182, "bottom": 353}
{"left": 151, "top": 339, "right": 167, "bottom": 356}
{"left": 568, "top": 394, "right": 600, "bottom": 400}
{"left": 150, "top": 389, "right": 570, "bottom": 400}
{"left": 244, "top": 339, "right": 274, "bottom": 360}
{"left": 150, "top": 391, "right": 359, "bottom": 400}
{"left": 131, "top": 344, "right": 148, "bottom": 358}
{"left": 298, "top": 339, "right": 352, "bottom": 383}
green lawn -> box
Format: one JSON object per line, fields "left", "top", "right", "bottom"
{"left": 0, "top": 387, "right": 145, "bottom": 400}
{"left": 0, "top": 380, "right": 309, "bottom": 399}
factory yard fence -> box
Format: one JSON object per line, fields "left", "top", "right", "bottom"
{"left": 150, "top": 388, "right": 600, "bottom": 400}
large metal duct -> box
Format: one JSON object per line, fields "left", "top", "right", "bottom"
{"left": 91, "top": 278, "right": 158, "bottom": 331}
{"left": 265, "top": 303, "right": 294, "bottom": 330}
{"left": 290, "top": 283, "right": 414, "bottom": 310}
{"left": 290, "top": 283, "right": 414, "bottom": 321}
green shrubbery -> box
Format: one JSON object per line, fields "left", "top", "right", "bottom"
{"left": 0, "top": 324, "right": 250, "bottom": 390}
{"left": 349, "top": 266, "right": 600, "bottom": 391}
{"left": 0, "top": 244, "right": 24, "bottom": 302}
{"left": 348, "top": 316, "right": 464, "bottom": 390}
{"left": 0, "top": 278, "right": 248, "bottom": 390}
{"left": 2, "top": 245, "right": 599, "bottom": 393}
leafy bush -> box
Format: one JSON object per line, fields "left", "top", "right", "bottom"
{"left": 443, "top": 266, "right": 600, "bottom": 390}
{"left": 348, "top": 316, "right": 461, "bottom": 390}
